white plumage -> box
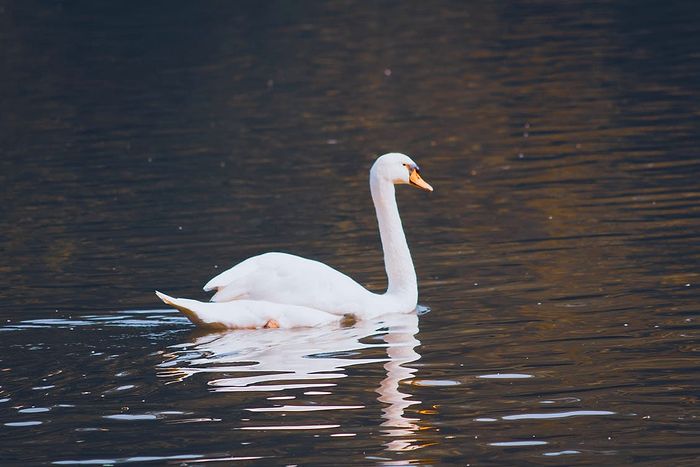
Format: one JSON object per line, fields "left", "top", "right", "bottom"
{"left": 156, "top": 152, "right": 433, "bottom": 329}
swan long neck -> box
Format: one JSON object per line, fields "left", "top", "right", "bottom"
{"left": 370, "top": 173, "right": 418, "bottom": 300}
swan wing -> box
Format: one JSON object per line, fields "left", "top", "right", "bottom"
{"left": 155, "top": 291, "right": 339, "bottom": 329}
{"left": 203, "top": 252, "right": 376, "bottom": 315}
{"left": 202, "top": 254, "right": 267, "bottom": 300}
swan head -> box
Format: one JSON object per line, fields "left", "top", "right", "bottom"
{"left": 371, "top": 153, "right": 433, "bottom": 192}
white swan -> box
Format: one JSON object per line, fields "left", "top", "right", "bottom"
{"left": 156, "top": 152, "right": 433, "bottom": 328}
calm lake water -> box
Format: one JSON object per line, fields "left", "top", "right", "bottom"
{"left": 2, "top": 1, "right": 700, "bottom": 465}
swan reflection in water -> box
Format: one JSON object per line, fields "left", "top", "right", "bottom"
{"left": 158, "top": 311, "right": 427, "bottom": 452}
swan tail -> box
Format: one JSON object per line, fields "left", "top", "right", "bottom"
{"left": 155, "top": 291, "right": 224, "bottom": 329}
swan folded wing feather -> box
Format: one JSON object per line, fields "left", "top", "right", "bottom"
{"left": 155, "top": 291, "right": 338, "bottom": 329}
{"left": 203, "top": 254, "right": 262, "bottom": 294}
{"left": 204, "top": 252, "right": 376, "bottom": 315}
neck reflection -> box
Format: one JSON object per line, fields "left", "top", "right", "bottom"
{"left": 377, "top": 312, "right": 423, "bottom": 452}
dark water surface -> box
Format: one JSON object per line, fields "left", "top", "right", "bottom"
{"left": 2, "top": 1, "right": 700, "bottom": 465}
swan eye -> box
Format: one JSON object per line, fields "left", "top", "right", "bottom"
{"left": 402, "top": 162, "right": 418, "bottom": 173}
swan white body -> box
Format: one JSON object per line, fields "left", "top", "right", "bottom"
{"left": 156, "top": 152, "right": 432, "bottom": 329}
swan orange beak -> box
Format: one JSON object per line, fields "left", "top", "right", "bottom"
{"left": 409, "top": 168, "right": 433, "bottom": 192}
